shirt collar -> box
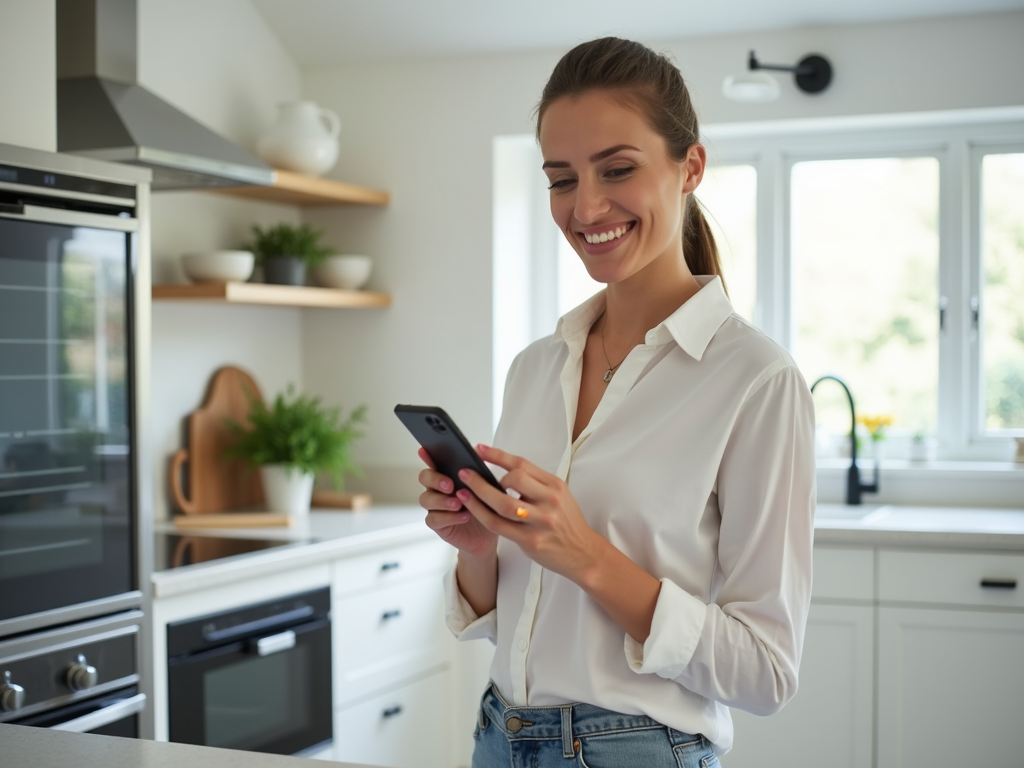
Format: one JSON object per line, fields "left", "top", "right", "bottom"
{"left": 552, "top": 275, "right": 734, "bottom": 362}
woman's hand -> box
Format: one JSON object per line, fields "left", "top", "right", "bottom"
{"left": 417, "top": 448, "right": 497, "bottom": 560}
{"left": 454, "top": 444, "right": 602, "bottom": 584}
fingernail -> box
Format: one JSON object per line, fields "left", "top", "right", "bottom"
{"left": 456, "top": 489, "right": 471, "bottom": 502}
{"left": 458, "top": 469, "right": 470, "bottom": 480}
{"left": 440, "top": 480, "right": 452, "bottom": 492}
{"left": 447, "top": 498, "right": 460, "bottom": 509}
{"left": 459, "top": 513, "right": 470, "bottom": 522}
{"left": 477, "top": 443, "right": 488, "bottom": 453}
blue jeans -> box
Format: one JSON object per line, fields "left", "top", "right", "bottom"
{"left": 472, "top": 684, "right": 720, "bottom": 768}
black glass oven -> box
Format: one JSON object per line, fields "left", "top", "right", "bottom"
{"left": 167, "top": 587, "right": 332, "bottom": 756}
{"left": 0, "top": 158, "right": 140, "bottom": 633}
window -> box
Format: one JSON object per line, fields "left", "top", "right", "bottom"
{"left": 980, "top": 152, "right": 1024, "bottom": 433}
{"left": 790, "top": 157, "right": 940, "bottom": 437}
{"left": 698, "top": 164, "right": 757, "bottom": 324}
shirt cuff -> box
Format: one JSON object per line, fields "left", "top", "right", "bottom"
{"left": 624, "top": 578, "right": 706, "bottom": 679}
{"left": 442, "top": 561, "right": 498, "bottom": 643}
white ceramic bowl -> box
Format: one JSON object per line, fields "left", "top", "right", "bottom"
{"left": 182, "top": 251, "right": 255, "bottom": 283}
{"left": 313, "top": 254, "right": 372, "bottom": 290}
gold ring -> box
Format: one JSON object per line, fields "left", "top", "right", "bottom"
{"left": 515, "top": 507, "right": 529, "bottom": 519}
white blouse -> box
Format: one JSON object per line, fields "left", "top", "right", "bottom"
{"left": 443, "top": 275, "right": 816, "bottom": 753}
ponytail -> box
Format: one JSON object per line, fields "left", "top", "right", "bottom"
{"left": 684, "top": 195, "right": 727, "bottom": 295}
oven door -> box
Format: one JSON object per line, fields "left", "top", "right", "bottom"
{"left": 14, "top": 685, "right": 145, "bottom": 736}
{"left": 0, "top": 207, "right": 138, "bottom": 632}
{"left": 168, "top": 617, "right": 332, "bottom": 755}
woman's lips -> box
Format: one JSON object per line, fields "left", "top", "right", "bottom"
{"left": 577, "top": 221, "right": 636, "bottom": 254}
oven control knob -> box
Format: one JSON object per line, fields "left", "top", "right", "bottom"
{"left": 1, "top": 671, "right": 25, "bottom": 712}
{"left": 66, "top": 654, "right": 98, "bottom": 692}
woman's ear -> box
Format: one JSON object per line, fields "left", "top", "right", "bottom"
{"left": 681, "top": 143, "right": 707, "bottom": 195}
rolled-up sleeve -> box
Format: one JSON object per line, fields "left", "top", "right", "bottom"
{"left": 442, "top": 562, "right": 498, "bottom": 643}
{"left": 624, "top": 364, "right": 815, "bottom": 716}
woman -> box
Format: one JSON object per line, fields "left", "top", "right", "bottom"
{"left": 417, "top": 37, "right": 815, "bottom": 767}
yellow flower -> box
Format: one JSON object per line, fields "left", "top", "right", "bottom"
{"left": 856, "top": 413, "right": 895, "bottom": 441}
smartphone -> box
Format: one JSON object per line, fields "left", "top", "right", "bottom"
{"left": 394, "top": 405, "right": 503, "bottom": 491}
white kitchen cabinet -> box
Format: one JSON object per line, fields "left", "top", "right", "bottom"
{"left": 876, "top": 549, "right": 1024, "bottom": 768}
{"left": 334, "top": 667, "right": 451, "bottom": 768}
{"left": 727, "top": 547, "right": 874, "bottom": 768}
{"left": 330, "top": 537, "right": 456, "bottom": 766}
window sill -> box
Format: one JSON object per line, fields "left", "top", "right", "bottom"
{"left": 816, "top": 459, "right": 1024, "bottom": 508}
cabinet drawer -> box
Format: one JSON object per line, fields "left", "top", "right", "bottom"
{"left": 879, "top": 550, "right": 1024, "bottom": 609}
{"left": 333, "top": 577, "right": 450, "bottom": 706}
{"left": 813, "top": 546, "right": 874, "bottom": 602}
{"left": 332, "top": 538, "right": 452, "bottom": 598}
{"left": 334, "top": 669, "right": 451, "bottom": 768}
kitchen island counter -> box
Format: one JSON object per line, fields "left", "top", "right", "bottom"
{"left": 0, "top": 723, "right": 375, "bottom": 768}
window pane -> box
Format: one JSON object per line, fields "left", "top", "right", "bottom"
{"left": 558, "top": 235, "right": 602, "bottom": 315}
{"left": 792, "top": 157, "right": 939, "bottom": 439}
{"left": 699, "top": 164, "right": 757, "bottom": 324}
{"left": 982, "top": 152, "right": 1024, "bottom": 431}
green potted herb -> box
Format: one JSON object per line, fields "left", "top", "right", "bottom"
{"left": 224, "top": 386, "right": 367, "bottom": 516}
{"left": 243, "top": 223, "right": 332, "bottom": 286}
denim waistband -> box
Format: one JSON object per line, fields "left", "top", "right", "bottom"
{"left": 480, "top": 683, "right": 708, "bottom": 759}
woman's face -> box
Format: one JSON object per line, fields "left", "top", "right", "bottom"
{"left": 539, "top": 90, "right": 705, "bottom": 287}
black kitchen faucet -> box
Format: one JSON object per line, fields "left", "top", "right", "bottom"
{"left": 810, "top": 375, "right": 880, "bottom": 505}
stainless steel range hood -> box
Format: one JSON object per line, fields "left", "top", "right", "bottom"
{"left": 56, "top": 0, "right": 274, "bottom": 190}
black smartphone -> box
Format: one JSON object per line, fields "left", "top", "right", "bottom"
{"left": 394, "top": 405, "right": 503, "bottom": 491}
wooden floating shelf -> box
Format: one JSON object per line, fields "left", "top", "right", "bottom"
{"left": 213, "top": 169, "right": 389, "bottom": 207}
{"left": 152, "top": 282, "right": 391, "bottom": 308}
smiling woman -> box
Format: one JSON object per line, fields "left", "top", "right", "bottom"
{"left": 417, "top": 37, "right": 815, "bottom": 768}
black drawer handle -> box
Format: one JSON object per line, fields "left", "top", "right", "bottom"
{"left": 980, "top": 578, "right": 1017, "bottom": 590}
{"left": 380, "top": 562, "right": 401, "bottom": 572}
{"left": 381, "top": 609, "right": 402, "bottom": 621}
{"left": 382, "top": 705, "right": 403, "bottom": 718}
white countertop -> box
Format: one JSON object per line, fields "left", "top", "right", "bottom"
{"left": 151, "top": 502, "right": 1024, "bottom": 600}
{"left": 0, "top": 724, "right": 374, "bottom": 768}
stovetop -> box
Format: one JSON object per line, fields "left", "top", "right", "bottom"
{"left": 153, "top": 533, "right": 315, "bottom": 571}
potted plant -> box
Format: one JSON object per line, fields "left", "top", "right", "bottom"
{"left": 243, "top": 223, "right": 332, "bottom": 286}
{"left": 224, "top": 386, "right": 367, "bottom": 516}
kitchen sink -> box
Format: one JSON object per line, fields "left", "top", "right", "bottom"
{"left": 815, "top": 503, "right": 887, "bottom": 521}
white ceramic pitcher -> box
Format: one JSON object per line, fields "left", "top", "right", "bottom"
{"left": 257, "top": 101, "right": 341, "bottom": 177}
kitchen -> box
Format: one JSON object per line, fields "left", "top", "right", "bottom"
{"left": 1, "top": 0, "right": 1024, "bottom": 766}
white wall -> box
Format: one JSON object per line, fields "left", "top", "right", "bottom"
{"left": 0, "top": 0, "right": 56, "bottom": 151}
{"left": 301, "top": 10, "right": 1024, "bottom": 501}
{"left": 137, "top": 0, "right": 307, "bottom": 521}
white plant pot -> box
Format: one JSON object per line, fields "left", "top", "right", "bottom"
{"left": 260, "top": 464, "right": 315, "bottom": 517}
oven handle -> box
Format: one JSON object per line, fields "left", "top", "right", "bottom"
{"left": 50, "top": 693, "right": 146, "bottom": 733}
{"left": 253, "top": 629, "right": 297, "bottom": 657}
{"left": 0, "top": 203, "right": 138, "bottom": 232}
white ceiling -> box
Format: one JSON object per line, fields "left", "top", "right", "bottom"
{"left": 250, "top": 0, "right": 1024, "bottom": 67}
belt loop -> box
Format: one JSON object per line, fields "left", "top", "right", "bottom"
{"left": 560, "top": 705, "right": 574, "bottom": 758}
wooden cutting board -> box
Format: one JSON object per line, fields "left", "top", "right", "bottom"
{"left": 169, "top": 366, "right": 265, "bottom": 514}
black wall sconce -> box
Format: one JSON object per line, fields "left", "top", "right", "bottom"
{"left": 723, "top": 50, "right": 834, "bottom": 102}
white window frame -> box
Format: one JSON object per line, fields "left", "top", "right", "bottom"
{"left": 703, "top": 107, "right": 1024, "bottom": 461}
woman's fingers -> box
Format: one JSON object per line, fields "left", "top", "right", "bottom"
{"left": 458, "top": 468, "right": 527, "bottom": 522}
{"left": 418, "top": 466, "right": 456, "bottom": 494}
{"left": 423, "top": 509, "right": 471, "bottom": 532}
{"left": 419, "top": 488, "right": 464, "bottom": 512}
{"left": 455, "top": 486, "right": 522, "bottom": 538}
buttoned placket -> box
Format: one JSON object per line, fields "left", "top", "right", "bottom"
{"left": 505, "top": 333, "right": 666, "bottom": 706}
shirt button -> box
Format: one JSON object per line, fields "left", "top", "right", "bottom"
{"left": 517, "top": 638, "right": 527, "bottom": 651}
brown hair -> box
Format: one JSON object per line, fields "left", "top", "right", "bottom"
{"left": 536, "top": 37, "right": 724, "bottom": 287}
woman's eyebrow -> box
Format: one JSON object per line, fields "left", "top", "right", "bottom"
{"left": 541, "top": 144, "right": 641, "bottom": 170}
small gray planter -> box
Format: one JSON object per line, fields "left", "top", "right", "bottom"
{"left": 263, "top": 256, "right": 307, "bottom": 286}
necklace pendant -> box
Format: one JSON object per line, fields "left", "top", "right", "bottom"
{"left": 603, "top": 368, "right": 614, "bottom": 383}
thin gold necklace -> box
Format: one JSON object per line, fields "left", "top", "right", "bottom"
{"left": 599, "top": 314, "right": 629, "bottom": 383}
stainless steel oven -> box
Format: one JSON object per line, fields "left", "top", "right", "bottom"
{"left": 167, "top": 586, "right": 332, "bottom": 756}
{"left": 0, "top": 143, "right": 151, "bottom": 638}
{"left": 0, "top": 610, "right": 145, "bottom": 734}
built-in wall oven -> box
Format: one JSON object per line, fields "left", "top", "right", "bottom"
{"left": 167, "top": 586, "right": 332, "bottom": 757}
{"left": 0, "top": 142, "right": 152, "bottom": 735}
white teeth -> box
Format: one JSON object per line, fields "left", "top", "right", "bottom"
{"left": 584, "top": 224, "right": 631, "bottom": 244}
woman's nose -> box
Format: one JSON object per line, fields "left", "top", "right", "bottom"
{"left": 573, "top": 179, "right": 611, "bottom": 224}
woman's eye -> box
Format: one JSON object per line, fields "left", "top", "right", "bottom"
{"left": 607, "top": 166, "right": 636, "bottom": 179}
{"left": 547, "top": 178, "right": 576, "bottom": 190}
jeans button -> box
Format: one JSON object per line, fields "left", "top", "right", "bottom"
{"left": 506, "top": 716, "right": 523, "bottom": 733}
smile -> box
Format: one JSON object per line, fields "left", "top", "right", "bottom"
{"left": 580, "top": 221, "right": 635, "bottom": 244}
